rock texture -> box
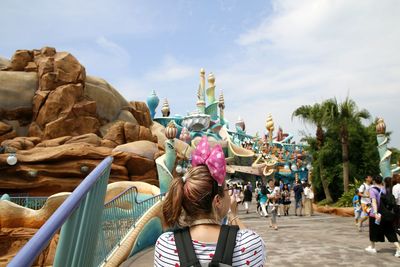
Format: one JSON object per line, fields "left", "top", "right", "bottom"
{"left": 0, "top": 47, "right": 159, "bottom": 196}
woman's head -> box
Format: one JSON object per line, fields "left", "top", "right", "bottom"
{"left": 283, "top": 183, "right": 289, "bottom": 190}
{"left": 383, "top": 176, "right": 393, "bottom": 194}
{"left": 162, "top": 165, "right": 230, "bottom": 228}
{"left": 373, "top": 175, "right": 383, "bottom": 185}
{"left": 393, "top": 173, "right": 400, "bottom": 185}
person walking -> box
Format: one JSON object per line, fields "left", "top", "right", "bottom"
{"left": 258, "top": 183, "right": 269, "bottom": 217}
{"left": 266, "top": 179, "right": 279, "bottom": 230}
{"left": 352, "top": 189, "right": 362, "bottom": 225}
{"left": 365, "top": 176, "right": 400, "bottom": 258}
{"left": 392, "top": 174, "right": 400, "bottom": 235}
{"left": 282, "top": 183, "right": 291, "bottom": 216}
{"left": 293, "top": 178, "right": 303, "bottom": 216}
{"left": 303, "top": 182, "right": 313, "bottom": 216}
{"left": 243, "top": 185, "right": 252, "bottom": 214}
{"left": 154, "top": 136, "right": 266, "bottom": 266}
{"left": 358, "top": 175, "right": 373, "bottom": 232}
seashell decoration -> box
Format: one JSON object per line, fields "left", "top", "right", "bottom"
{"left": 207, "top": 72, "right": 215, "bottom": 87}
{"left": 161, "top": 98, "right": 170, "bottom": 117}
{"left": 179, "top": 127, "right": 191, "bottom": 143}
{"left": 165, "top": 121, "right": 178, "bottom": 140}
{"left": 218, "top": 90, "right": 225, "bottom": 109}
{"left": 266, "top": 114, "right": 274, "bottom": 132}
{"left": 376, "top": 118, "right": 386, "bottom": 134}
{"left": 235, "top": 116, "right": 245, "bottom": 131}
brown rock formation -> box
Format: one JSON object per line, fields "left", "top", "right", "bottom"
{"left": 0, "top": 228, "right": 58, "bottom": 267}
{"left": 0, "top": 143, "right": 157, "bottom": 196}
{"left": 0, "top": 47, "right": 160, "bottom": 196}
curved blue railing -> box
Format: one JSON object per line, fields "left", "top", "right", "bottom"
{"left": 8, "top": 156, "right": 113, "bottom": 267}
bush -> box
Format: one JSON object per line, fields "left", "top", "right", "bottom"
{"left": 334, "top": 180, "right": 362, "bottom": 207}
{"left": 317, "top": 199, "right": 332, "bottom": 206}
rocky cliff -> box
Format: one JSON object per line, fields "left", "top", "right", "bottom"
{"left": 0, "top": 47, "right": 161, "bottom": 196}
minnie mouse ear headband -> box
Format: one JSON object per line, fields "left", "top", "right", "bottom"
{"left": 191, "top": 136, "right": 226, "bottom": 186}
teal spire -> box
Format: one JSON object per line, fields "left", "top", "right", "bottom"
{"left": 147, "top": 90, "right": 159, "bottom": 119}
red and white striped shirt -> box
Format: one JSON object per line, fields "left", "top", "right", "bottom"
{"left": 154, "top": 229, "right": 266, "bottom": 266}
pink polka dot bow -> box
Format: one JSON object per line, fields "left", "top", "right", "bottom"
{"left": 191, "top": 136, "right": 226, "bottom": 186}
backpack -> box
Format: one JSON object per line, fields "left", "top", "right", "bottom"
{"left": 260, "top": 185, "right": 267, "bottom": 195}
{"left": 174, "top": 225, "right": 239, "bottom": 267}
{"left": 379, "top": 192, "right": 397, "bottom": 223}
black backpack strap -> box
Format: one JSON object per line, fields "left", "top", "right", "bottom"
{"left": 174, "top": 227, "right": 201, "bottom": 267}
{"left": 210, "top": 225, "right": 239, "bottom": 266}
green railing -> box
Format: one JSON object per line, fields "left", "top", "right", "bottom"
{"left": 93, "top": 186, "right": 164, "bottom": 266}
{"left": 9, "top": 156, "right": 113, "bottom": 267}
{"left": 9, "top": 196, "right": 48, "bottom": 210}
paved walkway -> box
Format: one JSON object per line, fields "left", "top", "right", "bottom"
{"left": 123, "top": 201, "right": 400, "bottom": 266}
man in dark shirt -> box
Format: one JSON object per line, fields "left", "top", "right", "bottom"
{"left": 293, "top": 179, "right": 304, "bottom": 216}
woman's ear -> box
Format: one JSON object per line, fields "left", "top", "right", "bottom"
{"left": 213, "top": 194, "right": 222, "bottom": 208}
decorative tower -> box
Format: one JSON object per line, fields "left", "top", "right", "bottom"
{"left": 200, "top": 68, "right": 206, "bottom": 96}
{"left": 197, "top": 87, "right": 206, "bottom": 114}
{"left": 266, "top": 114, "right": 274, "bottom": 144}
{"left": 206, "top": 72, "right": 216, "bottom": 104}
{"left": 161, "top": 98, "right": 170, "bottom": 117}
{"left": 376, "top": 118, "right": 392, "bottom": 178}
{"left": 218, "top": 90, "right": 225, "bottom": 124}
{"left": 196, "top": 68, "right": 206, "bottom": 114}
{"left": 146, "top": 90, "right": 159, "bottom": 119}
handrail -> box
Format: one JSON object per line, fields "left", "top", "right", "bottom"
{"left": 8, "top": 156, "right": 113, "bottom": 267}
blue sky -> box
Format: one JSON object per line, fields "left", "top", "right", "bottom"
{"left": 1, "top": 0, "right": 400, "bottom": 148}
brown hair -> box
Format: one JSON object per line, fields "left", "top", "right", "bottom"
{"left": 162, "top": 165, "right": 225, "bottom": 228}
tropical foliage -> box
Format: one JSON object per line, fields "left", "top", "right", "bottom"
{"left": 293, "top": 97, "right": 381, "bottom": 205}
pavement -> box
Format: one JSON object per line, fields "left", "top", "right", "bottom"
{"left": 123, "top": 201, "right": 400, "bottom": 267}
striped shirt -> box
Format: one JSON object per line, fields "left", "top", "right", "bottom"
{"left": 154, "top": 229, "right": 266, "bottom": 267}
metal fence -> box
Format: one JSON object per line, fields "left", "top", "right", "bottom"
{"left": 9, "top": 196, "right": 48, "bottom": 210}
{"left": 8, "top": 156, "right": 113, "bottom": 267}
{"left": 93, "top": 186, "right": 164, "bottom": 266}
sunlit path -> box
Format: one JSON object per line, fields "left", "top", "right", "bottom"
{"left": 125, "top": 200, "right": 399, "bottom": 267}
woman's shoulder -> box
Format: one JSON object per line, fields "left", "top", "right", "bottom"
{"left": 233, "top": 229, "right": 266, "bottom": 265}
{"left": 156, "top": 231, "right": 175, "bottom": 245}
{"left": 236, "top": 229, "right": 264, "bottom": 245}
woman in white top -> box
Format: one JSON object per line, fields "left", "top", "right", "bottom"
{"left": 393, "top": 174, "right": 400, "bottom": 235}
{"left": 303, "top": 182, "right": 313, "bottom": 216}
{"left": 154, "top": 136, "right": 266, "bottom": 266}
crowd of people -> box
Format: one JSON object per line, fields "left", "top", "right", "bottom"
{"left": 154, "top": 135, "right": 400, "bottom": 265}
{"left": 225, "top": 177, "right": 315, "bottom": 232}
{"left": 353, "top": 174, "right": 400, "bottom": 258}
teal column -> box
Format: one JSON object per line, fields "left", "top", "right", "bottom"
{"left": 164, "top": 139, "right": 176, "bottom": 174}
{"left": 376, "top": 134, "right": 392, "bottom": 178}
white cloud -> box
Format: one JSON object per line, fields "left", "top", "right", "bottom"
{"left": 145, "top": 55, "right": 197, "bottom": 82}
{"left": 219, "top": 0, "right": 400, "bottom": 146}
{"left": 96, "top": 37, "right": 130, "bottom": 59}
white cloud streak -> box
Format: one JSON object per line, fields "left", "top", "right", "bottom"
{"left": 217, "top": 0, "right": 400, "bottom": 146}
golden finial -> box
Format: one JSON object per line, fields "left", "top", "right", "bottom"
{"left": 218, "top": 90, "right": 225, "bottom": 109}
{"left": 208, "top": 72, "right": 215, "bottom": 87}
{"left": 376, "top": 118, "right": 386, "bottom": 134}
{"left": 266, "top": 114, "right": 274, "bottom": 132}
{"left": 165, "top": 121, "right": 177, "bottom": 140}
{"left": 161, "top": 98, "right": 170, "bottom": 117}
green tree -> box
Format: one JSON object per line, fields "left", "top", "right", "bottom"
{"left": 292, "top": 103, "right": 333, "bottom": 202}
{"left": 324, "top": 97, "right": 370, "bottom": 192}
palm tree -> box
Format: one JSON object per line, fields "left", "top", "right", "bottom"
{"left": 324, "top": 97, "right": 370, "bottom": 192}
{"left": 292, "top": 103, "right": 333, "bottom": 203}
